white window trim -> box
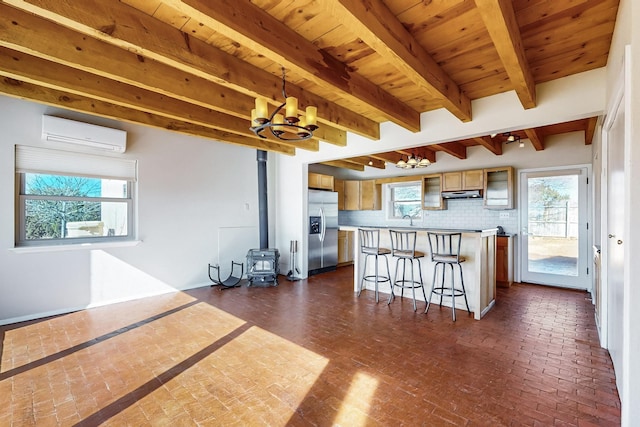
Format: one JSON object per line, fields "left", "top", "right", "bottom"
{"left": 14, "top": 145, "right": 138, "bottom": 247}
{"left": 385, "top": 181, "right": 423, "bottom": 222}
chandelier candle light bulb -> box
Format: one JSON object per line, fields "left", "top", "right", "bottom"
{"left": 305, "top": 106, "right": 318, "bottom": 129}
{"left": 255, "top": 97, "right": 268, "bottom": 123}
{"left": 285, "top": 97, "right": 298, "bottom": 122}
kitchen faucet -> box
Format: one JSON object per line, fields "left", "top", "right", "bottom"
{"left": 402, "top": 214, "right": 413, "bottom": 226}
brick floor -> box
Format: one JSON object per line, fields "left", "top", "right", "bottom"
{"left": 0, "top": 266, "right": 620, "bottom": 426}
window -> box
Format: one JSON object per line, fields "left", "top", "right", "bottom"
{"left": 387, "top": 182, "right": 422, "bottom": 219}
{"left": 15, "top": 145, "right": 137, "bottom": 246}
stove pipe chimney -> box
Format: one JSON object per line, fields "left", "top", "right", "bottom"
{"left": 257, "top": 150, "right": 269, "bottom": 249}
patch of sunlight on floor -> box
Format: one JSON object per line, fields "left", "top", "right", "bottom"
{"left": 333, "top": 371, "right": 379, "bottom": 427}
{"left": 109, "top": 324, "right": 329, "bottom": 425}
{"left": 1, "top": 291, "right": 197, "bottom": 373}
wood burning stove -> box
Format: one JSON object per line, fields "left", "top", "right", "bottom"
{"left": 246, "top": 248, "right": 279, "bottom": 286}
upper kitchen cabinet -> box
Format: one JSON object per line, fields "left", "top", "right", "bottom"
{"left": 484, "top": 167, "right": 514, "bottom": 209}
{"left": 422, "top": 174, "right": 446, "bottom": 210}
{"left": 308, "top": 172, "right": 334, "bottom": 191}
{"left": 360, "top": 180, "right": 382, "bottom": 210}
{"left": 342, "top": 180, "right": 381, "bottom": 211}
{"left": 344, "top": 180, "right": 360, "bottom": 210}
{"left": 334, "top": 179, "right": 345, "bottom": 211}
{"left": 442, "top": 170, "right": 484, "bottom": 191}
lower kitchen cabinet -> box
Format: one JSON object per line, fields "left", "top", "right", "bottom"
{"left": 496, "top": 235, "right": 514, "bottom": 287}
{"left": 338, "top": 230, "right": 354, "bottom": 265}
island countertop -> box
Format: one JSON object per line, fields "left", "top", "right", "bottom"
{"left": 342, "top": 225, "right": 497, "bottom": 320}
{"left": 339, "top": 225, "right": 498, "bottom": 235}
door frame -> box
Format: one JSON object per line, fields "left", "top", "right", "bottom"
{"left": 518, "top": 165, "right": 592, "bottom": 290}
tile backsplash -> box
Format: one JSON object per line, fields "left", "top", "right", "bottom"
{"left": 339, "top": 199, "right": 519, "bottom": 234}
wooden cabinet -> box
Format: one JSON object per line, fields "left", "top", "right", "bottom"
{"left": 496, "top": 235, "right": 514, "bottom": 287}
{"left": 342, "top": 180, "right": 381, "bottom": 211}
{"left": 422, "top": 174, "right": 446, "bottom": 210}
{"left": 484, "top": 166, "right": 514, "bottom": 209}
{"left": 443, "top": 169, "right": 484, "bottom": 191}
{"left": 308, "top": 172, "right": 334, "bottom": 190}
{"left": 334, "top": 179, "right": 345, "bottom": 210}
{"left": 463, "top": 169, "right": 484, "bottom": 190}
{"left": 338, "top": 230, "right": 354, "bottom": 265}
{"left": 442, "top": 172, "right": 463, "bottom": 192}
{"left": 344, "top": 180, "right": 361, "bottom": 210}
{"left": 360, "top": 180, "right": 381, "bottom": 210}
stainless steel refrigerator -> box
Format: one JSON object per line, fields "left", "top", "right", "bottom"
{"left": 308, "top": 189, "right": 338, "bottom": 276}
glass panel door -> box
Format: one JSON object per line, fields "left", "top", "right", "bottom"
{"left": 520, "top": 168, "right": 589, "bottom": 289}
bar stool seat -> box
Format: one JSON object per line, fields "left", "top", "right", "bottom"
{"left": 388, "top": 229, "right": 427, "bottom": 311}
{"left": 425, "top": 232, "right": 470, "bottom": 321}
{"left": 358, "top": 228, "right": 391, "bottom": 303}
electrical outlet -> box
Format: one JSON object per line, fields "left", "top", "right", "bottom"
{"left": 499, "top": 212, "right": 510, "bottom": 219}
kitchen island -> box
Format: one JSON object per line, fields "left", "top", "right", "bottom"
{"left": 340, "top": 226, "right": 497, "bottom": 320}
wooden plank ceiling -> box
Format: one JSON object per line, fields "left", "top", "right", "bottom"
{"left": 0, "top": 0, "right": 617, "bottom": 166}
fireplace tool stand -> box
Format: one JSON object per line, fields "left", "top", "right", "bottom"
{"left": 287, "top": 240, "right": 301, "bottom": 281}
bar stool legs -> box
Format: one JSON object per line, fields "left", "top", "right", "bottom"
{"left": 359, "top": 250, "right": 391, "bottom": 303}
{"left": 426, "top": 260, "right": 470, "bottom": 321}
{"left": 388, "top": 256, "right": 426, "bottom": 311}
{"left": 388, "top": 230, "right": 426, "bottom": 312}
{"left": 425, "top": 232, "right": 471, "bottom": 321}
{"left": 358, "top": 228, "right": 391, "bottom": 303}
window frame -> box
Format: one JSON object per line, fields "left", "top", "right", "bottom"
{"left": 385, "top": 181, "right": 423, "bottom": 221}
{"left": 14, "top": 145, "right": 137, "bottom": 248}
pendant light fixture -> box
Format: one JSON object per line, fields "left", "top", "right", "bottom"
{"left": 250, "top": 67, "right": 318, "bottom": 141}
{"left": 504, "top": 132, "right": 523, "bottom": 148}
{"left": 396, "top": 154, "right": 430, "bottom": 169}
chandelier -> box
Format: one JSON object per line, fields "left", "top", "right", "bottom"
{"left": 396, "top": 154, "right": 431, "bottom": 169}
{"left": 504, "top": 132, "right": 524, "bottom": 148}
{"left": 250, "top": 67, "right": 318, "bottom": 141}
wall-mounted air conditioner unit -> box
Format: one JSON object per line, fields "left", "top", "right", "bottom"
{"left": 42, "top": 115, "right": 127, "bottom": 153}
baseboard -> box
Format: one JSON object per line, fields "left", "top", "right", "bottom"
{"left": 0, "top": 281, "right": 212, "bottom": 327}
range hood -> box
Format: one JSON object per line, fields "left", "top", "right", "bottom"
{"left": 441, "top": 189, "right": 483, "bottom": 199}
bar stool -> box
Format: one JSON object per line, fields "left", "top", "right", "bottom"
{"left": 388, "top": 230, "right": 427, "bottom": 311}
{"left": 358, "top": 228, "right": 391, "bottom": 303}
{"left": 425, "top": 232, "right": 470, "bottom": 321}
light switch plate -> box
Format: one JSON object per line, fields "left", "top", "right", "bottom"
{"left": 499, "top": 212, "right": 510, "bottom": 219}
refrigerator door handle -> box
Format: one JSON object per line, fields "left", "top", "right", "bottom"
{"left": 320, "top": 207, "right": 326, "bottom": 242}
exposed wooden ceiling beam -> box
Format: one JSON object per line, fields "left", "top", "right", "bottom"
{"left": 475, "top": 0, "right": 537, "bottom": 109}
{"left": 0, "top": 77, "right": 295, "bottom": 154}
{"left": 2, "top": 0, "right": 379, "bottom": 140}
{"left": 473, "top": 136, "right": 503, "bottom": 155}
{"left": 370, "top": 152, "right": 405, "bottom": 165}
{"left": 343, "top": 156, "right": 387, "bottom": 169}
{"left": 0, "top": 47, "right": 317, "bottom": 152}
{"left": 585, "top": 117, "right": 597, "bottom": 145}
{"left": 320, "top": 160, "right": 365, "bottom": 171}
{"left": 524, "top": 128, "right": 545, "bottom": 151}
{"left": 166, "top": 0, "right": 421, "bottom": 132}
{"left": 430, "top": 142, "right": 467, "bottom": 160}
{"left": 397, "top": 147, "right": 437, "bottom": 163}
{"left": 323, "top": 0, "right": 472, "bottom": 122}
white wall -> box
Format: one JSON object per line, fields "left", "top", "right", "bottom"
{"left": 605, "top": 0, "right": 640, "bottom": 423}
{"left": 0, "top": 96, "right": 264, "bottom": 325}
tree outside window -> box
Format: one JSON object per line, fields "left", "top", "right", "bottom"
{"left": 389, "top": 182, "right": 422, "bottom": 219}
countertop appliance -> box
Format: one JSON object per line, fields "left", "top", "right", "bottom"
{"left": 308, "top": 189, "right": 338, "bottom": 276}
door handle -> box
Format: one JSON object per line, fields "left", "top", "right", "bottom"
{"left": 608, "top": 234, "right": 615, "bottom": 238}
